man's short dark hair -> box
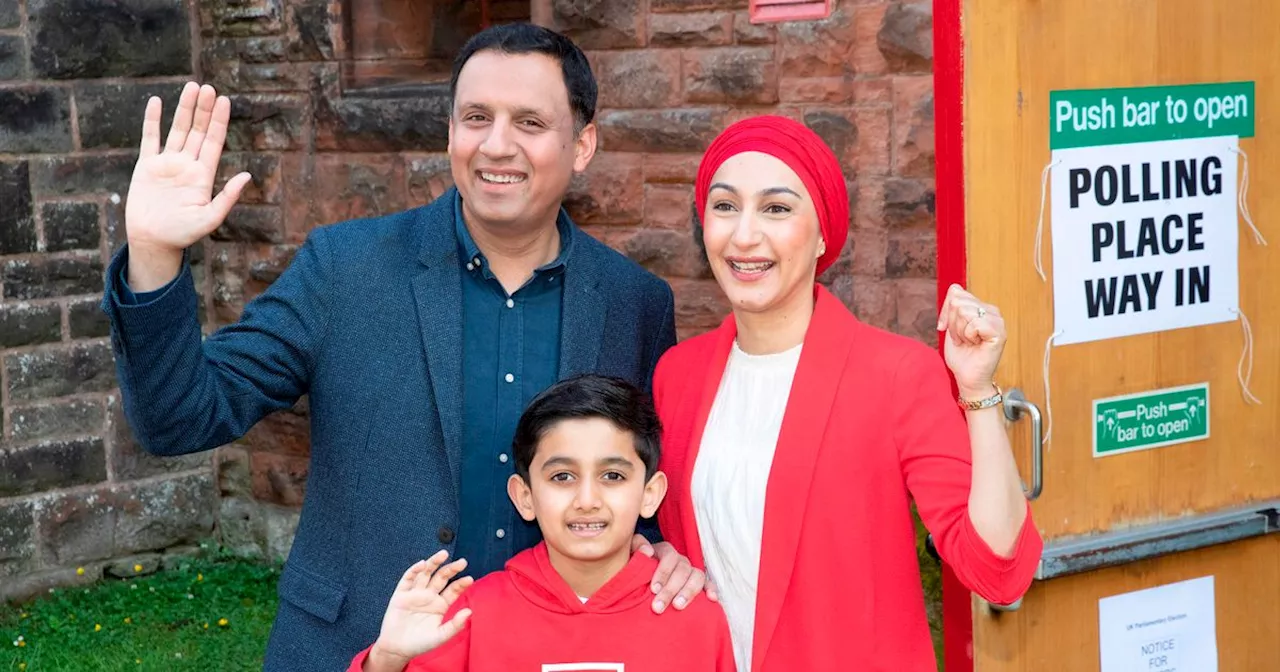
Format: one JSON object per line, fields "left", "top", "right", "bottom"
{"left": 450, "top": 22, "right": 598, "bottom": 131}
{"left": 513, "top": 375, "right": 661, "bottom": 483}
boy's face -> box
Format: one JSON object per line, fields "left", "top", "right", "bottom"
{"left": 507, "top": 417, "right": 666, "bottom": 566}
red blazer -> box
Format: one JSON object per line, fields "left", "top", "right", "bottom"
{"left": 654, "top": 285, "right": 1042, "bottom": 672}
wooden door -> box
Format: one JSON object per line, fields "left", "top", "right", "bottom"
{"left": 934, "top": 1, "right": 1280, "bottom": 669}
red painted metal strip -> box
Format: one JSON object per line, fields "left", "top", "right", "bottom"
{"left": 749, "top": 0, "right": 831, "bottom": 23}
{"left": 932, "top": 0, "right": 974, "bottom": 671}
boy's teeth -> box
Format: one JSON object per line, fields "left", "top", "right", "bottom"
{"left": 481, "top": 172, "right": 525, "bottom": 184}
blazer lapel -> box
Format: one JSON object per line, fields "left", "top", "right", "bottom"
{"left": 558, "top": 229, "right": 607, "bottom": 379}
{"left": 412, "top": 198, "right": 465, "bottom": 482}
{"left": 751, "top": 286, "right": 857, "bottom": 672}
{"left": 679, "top": 319, "right": 736, "bottom": 570}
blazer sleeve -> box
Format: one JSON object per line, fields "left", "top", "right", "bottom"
{"left": 892, "top": 346, "right": 1042, "bottom": 606}
{"left": 637, "top": 305, "right": 675, "bottom": 546}
{"left": 101, "top": 227, "right": 334, "bottom": 456}
{"left": 644, "top": 283, "right": 678, "bottom": 392}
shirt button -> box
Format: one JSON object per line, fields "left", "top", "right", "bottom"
{"left": 495, "top": 529, "right": 506, "bottom": 539}
{"left": 472, "top": 256, "right": 481, "bottom": 266}
{"left": 506, "top": 298, "right": 514, "bottom": 308}
{"left": 504, "top": 373, "right": 514, "bottom": 383}
{"left": 499, "top": 453, "right": 509, "bottom": 464}
{"left": 437, "top": 526, "right": 455, "bottom": 544}
{"left": 465, "top": 262, "right": 474, "bottom": 271}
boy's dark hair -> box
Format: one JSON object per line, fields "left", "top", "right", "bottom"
{"left": 450, "top": 22, "right": 598, "bottom": 131}
{"left": 513, "top": 375, "right": 661, "bottom": 482}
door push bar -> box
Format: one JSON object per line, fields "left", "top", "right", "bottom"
{"left": 925, "top": 388, "right": 1046, "bottom": 612}
{"left": 1003, "top": 388, "right": 1045, "bottom": 501}
{"left": 985, "top": 388, "right": 1043, "bottom": 613}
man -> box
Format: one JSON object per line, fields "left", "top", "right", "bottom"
{"left": 103, "top": 23, "right": 706, "bottom": 671}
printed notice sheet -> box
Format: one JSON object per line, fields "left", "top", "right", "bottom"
{"left": 1098, "top": 575, "right": 1217, "bottom": 672}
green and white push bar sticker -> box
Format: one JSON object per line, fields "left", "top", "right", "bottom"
{"left": 1094, "top": 383, "right": 1209, "bottom": 457}
{"left": 1051, "top": 82, "right": 1254, "bottom": 149}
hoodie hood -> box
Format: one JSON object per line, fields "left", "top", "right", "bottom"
{"left": 504, "top": 542, "right": 658, "bottom": 615}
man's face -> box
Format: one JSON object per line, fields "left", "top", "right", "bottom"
{"left": 448, "top": 50, "right": 596, "bottom": 232}
{"left": 508, "top": 418, "right": 666, "bottom": 569}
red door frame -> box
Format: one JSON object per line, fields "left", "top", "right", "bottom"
{"left": 932, "top": 1, "right": 975, "bottom": 671}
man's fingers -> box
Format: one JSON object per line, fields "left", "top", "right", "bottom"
{"left": 705, "top": 577, "right": 720, "bottom": 602}
{"left": 651, "top": 555, "right": 689, "bottom": 613}
{"left": 648, "top": 551, "right": 676, "bottom": 594}
{"left": 198, "top": 96, "right": 233, "bottom": 176}
{"left": 183, "top": 85, "right": 219, "bottom": 160}
{"left": 207, "top": 172, "right": 253, "bottom": 227}
{"left": 671, "top": 568, "right": 705, "bottom": 611}
{"left": 164, "top": 82, "right": 200, "bottom": 153}
{"left": 139, "top": 97, "right": 163, "bottom": 159}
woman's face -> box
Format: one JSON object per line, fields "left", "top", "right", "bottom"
{"left": 702, "top": 151, "right": 824, "bottom": 317}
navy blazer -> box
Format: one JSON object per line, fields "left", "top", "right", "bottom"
{"left": 102, "top": 189, "right": 677, "bottom": 670}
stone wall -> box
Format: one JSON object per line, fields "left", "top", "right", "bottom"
{"left": 1, "top": 0, "right": 936, "bottom": 599}
{"left": 0, "top": 0, "right": 219, "bottom": 601}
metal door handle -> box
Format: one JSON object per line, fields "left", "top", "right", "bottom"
{"left": 1003, "top": 388, "right": 1044, "bottom": 501}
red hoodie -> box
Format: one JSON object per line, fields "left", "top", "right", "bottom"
{"left": 350, "top": 543, "right": 735, "bottom": 672}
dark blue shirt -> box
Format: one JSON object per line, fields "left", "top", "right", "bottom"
{"left": 452, "top": 193, "right": 571, "bottom": 578}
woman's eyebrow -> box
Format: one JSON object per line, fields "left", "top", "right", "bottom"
{"left": 760, "top": 186, "right": 801, "bottom": 198}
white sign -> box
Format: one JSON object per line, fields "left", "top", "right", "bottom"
{"left": 1098, "top": 575, "right": 1218, "bottom": 672}
{"left": 1050, "top": 137, "right": 1239, "bottom": 345}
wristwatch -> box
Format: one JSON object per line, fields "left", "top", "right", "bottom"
{"left": 957, "top": 382, "right": 1003, "bottom": 411}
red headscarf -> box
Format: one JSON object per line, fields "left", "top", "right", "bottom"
{"left": 695, "top": 115, "right": 849, "bottom": 277}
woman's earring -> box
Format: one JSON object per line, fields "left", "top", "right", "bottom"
{"left": 817, "top": 239, "right": 827, "bottom": 257}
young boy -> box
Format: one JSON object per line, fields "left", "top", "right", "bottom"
{"left": 350, "top": 375, "right": 734, "bottom": 672}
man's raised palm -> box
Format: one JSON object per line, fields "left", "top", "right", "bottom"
{"left": 124, "top": 82, "right": 252, "bottom": 289}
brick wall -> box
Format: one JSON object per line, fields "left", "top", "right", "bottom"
{"left": 1, "top": 0, "right": 936, "bottom": 599}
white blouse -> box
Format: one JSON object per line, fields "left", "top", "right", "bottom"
{"left": 691, "top": 340, "right": 802, "bottom": 672}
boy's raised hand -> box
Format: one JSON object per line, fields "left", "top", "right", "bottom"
{"left": 368, "top": 551, "right": 474, "bottom": 670}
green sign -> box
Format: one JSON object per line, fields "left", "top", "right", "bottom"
{"left": 1050, "top": 82, "right": 1255, "bottom": 149}
{"left": 1094, "top": 383, "right": 1210, "bottom": 457}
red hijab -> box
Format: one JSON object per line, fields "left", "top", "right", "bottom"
{"left": 695, "top": 115, "right": 849, "bottom": 276}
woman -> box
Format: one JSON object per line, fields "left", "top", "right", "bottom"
{"left": 653, "top": 116, "right": 1042, "bottom": 671}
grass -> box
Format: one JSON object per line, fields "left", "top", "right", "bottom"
{"left": 1, "top": 552, "right": 280, "bottom": 672}
{"left": 915, "top": 510, "right": 946, "bottom": 670}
